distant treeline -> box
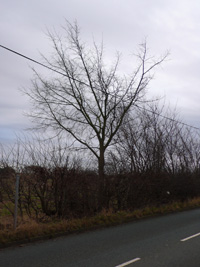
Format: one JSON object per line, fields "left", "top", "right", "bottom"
{"left": 1, "top": 103, "right": 200, "bottom": 220}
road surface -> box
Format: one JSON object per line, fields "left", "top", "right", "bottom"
{"left": 1, "top": 208, "right": 200, "bottom": 266}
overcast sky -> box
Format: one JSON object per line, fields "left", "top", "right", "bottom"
{"left": 1, "top": 0, "right": 200, "bottom": 144}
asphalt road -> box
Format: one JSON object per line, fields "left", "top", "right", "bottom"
{"left": 1, "top": 208, "right": 200, "bottom": 267}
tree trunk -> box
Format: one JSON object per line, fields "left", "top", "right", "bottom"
{"left": 98, "top": 153, "right": 105, "bottom": 178}
{"left": 98, "top": 144, "right": 105, "bottom": 210}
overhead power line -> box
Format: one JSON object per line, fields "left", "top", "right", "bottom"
{"left": 0, "top": 44, "right": 89, "bottom": 86}
{"left": 135, "top": 105, "right": 200, "bottom": 130}
{"left": 0, "top": 44, "right": 200, "bottom": 131}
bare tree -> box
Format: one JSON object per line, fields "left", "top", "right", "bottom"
{"left": 25, "top": 21, "right": 167, "bottom": 177}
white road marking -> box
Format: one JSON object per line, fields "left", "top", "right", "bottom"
{"left": 115, "top": 257, "right": 141, "bottom": 267}
{"left": 181, "top": 232, "right": 200, "bottom": 242}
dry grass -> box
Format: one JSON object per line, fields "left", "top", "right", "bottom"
{"left": 1, "top": 197, "right": 200, "bottom": 247}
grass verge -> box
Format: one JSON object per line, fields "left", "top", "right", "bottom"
{"left": 1, "top": 197, "right": 200, "bottom": 248}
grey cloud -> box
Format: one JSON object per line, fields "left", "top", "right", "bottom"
{"left": 1, "top": 0, "right": 200, "bottom": 144}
